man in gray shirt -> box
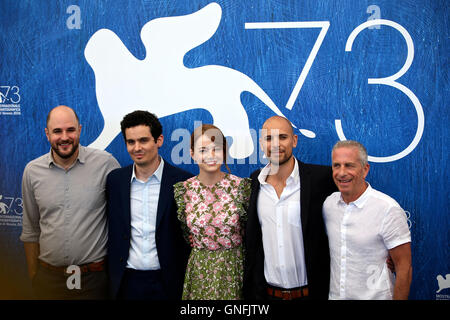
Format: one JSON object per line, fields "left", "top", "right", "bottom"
{"left": 20, "top": 105, "right": 120, "bottom": 299}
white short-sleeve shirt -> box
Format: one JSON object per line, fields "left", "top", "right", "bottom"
{"left": 322, "top": 184, "right": 411, "bottom": 300}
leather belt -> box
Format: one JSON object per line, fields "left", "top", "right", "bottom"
{"left": 267, "top": 285, "right": 309, "bottom": 300}
{"left": 39, "top": 259, "right": 106, "bottom": 274}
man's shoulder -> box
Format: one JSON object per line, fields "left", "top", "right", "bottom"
{"left": 163, "top": 160, "right": 193, "bottom": 180}
{"left": 249, "top": 168, "right": 262, "bottom": 179}
{"left": 24, "top": 153, "right": 50, "bottom": 172}
{"left": 297, "top": 159, "right": 334, "bottom": 180}
{"left": 368, "top": 187, "right": 401, "bottom": 209}
{"left": 297, "top": 159, "right": 332, "bottom": 172}
{"left": 82, "top": 146, "right": 116, "bottom": 161}
{"left": 82, "top": 147, "right": 121, "bottom": 175}
{"left": 26, "top": 153, "right": 48, "bottom": 165}
{"left": 297, "top": 159, "right": 337, "bottom": 196}
{"left": 107, "top": 164, "right": 132, "bottom": 180}
{"left": 324, "top": 191, "right": 341, "bottom": 205}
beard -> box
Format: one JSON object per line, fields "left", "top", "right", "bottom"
{"left": 268, "top": 149, "right": 293, "bottom": 166}
{"left": 51, "top": 141, "right": 79, "bottom": 159}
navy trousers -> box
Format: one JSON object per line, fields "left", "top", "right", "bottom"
{"left": 117, "top": 268, "right": 167, "bottom": 300}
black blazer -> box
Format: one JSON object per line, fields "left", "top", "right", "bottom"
{"left": 105, "top": 160, "right": 193, "bottom": 299}
{"left": 243, "top": 158, "right": 337, "bottom": 299}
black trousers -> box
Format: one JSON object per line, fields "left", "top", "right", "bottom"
{"left": 117, "top": 268, "right": 167, "bottom": 300}
{"left": 32, "top": 264, "right": 109, "bottom": 300}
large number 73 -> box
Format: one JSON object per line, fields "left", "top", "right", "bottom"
{"left": 245, "top": 19, "right": 424, "bottom": 163}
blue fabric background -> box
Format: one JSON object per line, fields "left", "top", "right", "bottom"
{"left": 0, "top": 0, "right": 448, "bottom": 299}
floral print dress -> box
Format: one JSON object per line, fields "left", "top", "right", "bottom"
{"left": 174, "top": 174, "right": 251, "bottom": 300}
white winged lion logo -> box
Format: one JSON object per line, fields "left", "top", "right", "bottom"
{"left": 85, "top": 2, "right": 290, "bottom": 159}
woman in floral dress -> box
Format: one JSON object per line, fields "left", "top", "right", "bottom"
{"left": 174, "top": 124, "right": 250, "bottom": 300}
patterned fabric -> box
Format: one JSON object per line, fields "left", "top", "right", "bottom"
{"left": 174, "top": 174, "right": 251, "bottom": 300}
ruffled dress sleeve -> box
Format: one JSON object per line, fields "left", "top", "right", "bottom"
{"left": 173, "top": 180, "right": 191, "bottom": 244}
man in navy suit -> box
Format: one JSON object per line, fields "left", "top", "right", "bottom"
{"left": 106, "top": 110, "right": 192, "bottom": 299}
{"left": 243, "top": 116, "right": 337, "bottom": 300}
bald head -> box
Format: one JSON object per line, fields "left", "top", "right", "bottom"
{"left": 46, "top": 105, "right": 79, "bottom": 128}
{"left": 262, "top": 116, "right": 294, "bottom": 135}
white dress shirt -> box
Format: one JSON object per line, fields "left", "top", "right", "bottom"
{"left": 322, "top": 183, "right": 411, "bottom": 300}
{"left": 126, "top": 158, "right": 164, "bottom": 270}
{"left": 257, "top": 160, "right": 308, "bottom": 289}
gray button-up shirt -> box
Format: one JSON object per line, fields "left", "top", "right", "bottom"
{"left": 20, "top": 145, "right": 120, "bottom": 266}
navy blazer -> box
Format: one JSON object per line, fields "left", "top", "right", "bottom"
{"left": 243, "top": 159, "right": 337, "bottom": 300}
{"left": 105, "top": 159, "right": 193, "bottom": 299}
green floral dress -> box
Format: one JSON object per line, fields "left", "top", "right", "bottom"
{"left": 174, "top": 174, "right": 251, "bottom": 300}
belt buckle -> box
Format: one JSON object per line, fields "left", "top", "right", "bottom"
{"left": 281, "top": 290, "right": 292, "bottom": 300}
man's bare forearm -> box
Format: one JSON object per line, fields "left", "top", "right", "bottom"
{"left": 393, "top": 265, "right": 412, "bottom": 300}
{"left": 23, "top": 242, "right": 40, "bottom": 280}
{"left": 389, "top": 243, "right": 412, "bottom": 300}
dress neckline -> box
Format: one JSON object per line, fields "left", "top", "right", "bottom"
{"left": 195, "top": 173, "right": 229, "bottom": 188}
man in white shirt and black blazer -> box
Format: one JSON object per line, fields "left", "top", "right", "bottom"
{"left": 244, "top": 116, "right": 337, "bottom": 300}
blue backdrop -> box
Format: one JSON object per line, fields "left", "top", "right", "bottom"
{"left": 0, "top": 0, "right": 448, "bottom": 300}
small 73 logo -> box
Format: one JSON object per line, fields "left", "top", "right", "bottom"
{"left": 0, "top": 86, "right": 21, "bottom": 104}
{"left": 0, "top": 195, "right": 23, "bottom": 215}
